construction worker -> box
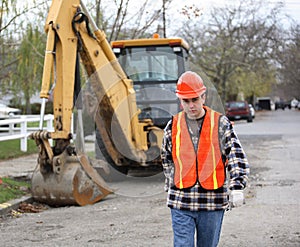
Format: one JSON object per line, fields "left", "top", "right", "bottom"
{"left": 161, "top": 71, "right": 250, "bottom": 247}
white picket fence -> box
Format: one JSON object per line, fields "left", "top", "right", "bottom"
{"left": 0, "top": 114, "right": 54, "bottom": 152}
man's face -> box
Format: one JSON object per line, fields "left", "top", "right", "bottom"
{"left": 180, "top": 94, "right": 206, "bottom": 119}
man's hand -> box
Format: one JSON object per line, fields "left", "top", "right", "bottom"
{"left": 229, "top": 190, "right": 245, "bottom": 208}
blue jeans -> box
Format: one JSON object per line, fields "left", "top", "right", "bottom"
{"left": 170, "top": 208, "right": 224, "bottom": 247}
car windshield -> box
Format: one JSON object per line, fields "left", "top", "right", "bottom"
{"left": 229, "top": 102, "right": 246, "bottom": 108}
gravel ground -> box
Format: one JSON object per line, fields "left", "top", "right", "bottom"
{"left": 0, "top": 110, "right": 299, "bottom": 246}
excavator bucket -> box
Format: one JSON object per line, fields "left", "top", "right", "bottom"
{"left": 31, "top": 150, "right": 113, "bottom": 206}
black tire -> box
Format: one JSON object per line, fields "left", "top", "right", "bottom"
{"left": 247, "top": 115, "right": 253, "bottom": 123}
{"left": 95, "top": 128, "right": 128, "bottom": 176}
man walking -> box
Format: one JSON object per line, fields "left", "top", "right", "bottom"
{"left": 161, "top": 71, "right": 250, "bottom": 247}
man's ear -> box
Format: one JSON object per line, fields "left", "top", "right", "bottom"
{"left": 178, "top": 98, "right": 183, "bottom": 110}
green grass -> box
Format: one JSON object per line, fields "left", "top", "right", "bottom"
{"left": 0, "top": 139, "right": 38, "bottom": 160}
{"left": 0, "top": 139, "right": 36, "bottom": 203}
{"left": 0, "top": 139, "right": 96, "bottom": 204}
{"left": 0, "top": 177, "right": 31, "bottom": 204}
{"left": 14, "top": 121, "right": 47, "bottom": 129}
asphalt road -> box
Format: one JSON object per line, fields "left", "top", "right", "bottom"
{"left": 0, "top": 109, "right": 299, "bottom": 246}
{"left": 220, "top": 109, "right": 300, "bottom": 246}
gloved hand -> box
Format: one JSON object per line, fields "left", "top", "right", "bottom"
{"left": 229, "top": 190, "right": 245, "bottom": 208}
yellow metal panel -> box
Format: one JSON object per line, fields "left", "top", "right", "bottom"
{"left": 111, "top": 37, "right": 190, "bottom": 51}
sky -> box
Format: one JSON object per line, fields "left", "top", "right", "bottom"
{"left": 143, "top": 0, "right": 300, "bottom": 25}
{"left": 21, "top": 0, "right": 300, "bottom": 22}
{"left": 117, "top": 0, "right": 297, "bottom": 38}
{"left": 283, "top": 0, "right": 300, "bottom": 22}
{"left": 21, "top": 0, "right": 300, "bottom": 29}
{"left": 175, "top": 0, "right": 300, "bottom": 18}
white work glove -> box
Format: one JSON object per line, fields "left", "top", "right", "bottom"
{"left": 229, "top": 190, "right": 245, "bottom": 208}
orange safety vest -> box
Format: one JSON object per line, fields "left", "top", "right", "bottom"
{"left": 171, "top": 106, "right": 226, "bottom": 190}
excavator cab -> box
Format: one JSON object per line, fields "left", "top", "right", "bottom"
{"left": 93, "top": 37, "right": 190, "bottom": 174}
{"left": 111, "top": 36, "right": 190, "bottom": 128}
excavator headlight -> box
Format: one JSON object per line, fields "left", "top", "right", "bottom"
{"left": 173, "top": 47, "right": 181, "bottom": 53}
{"left": 113, "top": 47, "right": 121, "bottom": 54}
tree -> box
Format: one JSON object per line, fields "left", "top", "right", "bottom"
{"left": 180, "top": 0, "right": 285, "bottom": 103}
{"left": 0, "top": 0, "right": 21, "bottom": 93}
{"left": 1, "top": 0, "right": 178, "bottom": 109}
{"left": 277, "top": 24, "right": 300, "bottom": 99}
{"left": 88, "top": 0, "right": 174, "bottom": 41}
{"left": 11, "top": 24, "right": 45, "bottom": 113}
{"left": 2, "top": 0, "right": 297, "bottom": 109}
{"left": 0, "top": 0, "right": 48, "bottom": 105}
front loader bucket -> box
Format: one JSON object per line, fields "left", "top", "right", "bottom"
{"left": 31, "top": 153, "right": 113, "bottom": 206}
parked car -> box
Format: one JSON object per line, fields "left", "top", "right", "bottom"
{"left": 225, "top": 101, "right": 253, "bottom": 122}
{"left": 291, "top": 98, "right": 299, "bottom": 108}
{"left": 275, "top": 100, "right": 291, "bottom": 110}
{"left": 0, "top": 103, "right": 21, "bottom": 120}
{"left": 248, "top": 104, "right": 255, "bottom": 119}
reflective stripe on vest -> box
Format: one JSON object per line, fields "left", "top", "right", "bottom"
{"left": 171, "top": 106, "right": 226, "bottom": 190}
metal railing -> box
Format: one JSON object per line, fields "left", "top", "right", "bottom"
{"left": 0, "top": 115, "right": 54, "bottom": 152}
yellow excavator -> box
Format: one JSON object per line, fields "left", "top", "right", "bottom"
{"left": 30, "top": 0, "right": 190, "bottom": 206}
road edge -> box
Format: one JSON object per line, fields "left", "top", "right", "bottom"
{"left": 0, "top": 195, "right": 33, "bottom": 216}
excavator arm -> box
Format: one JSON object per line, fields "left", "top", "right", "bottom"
{"left": 76, "top": 3, "right": 151, "bottom": 165}
{"left": 30, "top": 0, "right": 161, "bottom": 206}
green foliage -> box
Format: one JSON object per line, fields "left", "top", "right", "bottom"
{"left": 27, "top": 102, "right": 53, "bottom": 115}
{"left": 227, "top": 62, "right": 276, "bottom": 102}
{"left": 0, "top": 139, "right": 37, "bottom": 160}
{"left": 277, "top": 24, "right": 300, "bottom": 98}
{"left": 0, "top": 0, "right": 299, "bottom": 110}
{"left": 0, "top": 177, "right": 30, "bottom": 204}
{"left": 0, "top": 0, "right": 35, "bottom": 97}
{"left": 182, "top": 0, "right": 286, "bottom": 103}
{"left": 11, "top": 24, "right": 46, "bottom": 112}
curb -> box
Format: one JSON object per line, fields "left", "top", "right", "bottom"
{"left": 0, "top": 195, "right": 33, "bottom": 216}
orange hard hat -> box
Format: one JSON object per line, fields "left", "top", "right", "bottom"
{"left": 176, "top": 71, "right": 206, "bottom": 99}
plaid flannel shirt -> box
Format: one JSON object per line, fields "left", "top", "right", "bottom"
{"left": 161, "top": 113, "right": 250, "bottom": 211}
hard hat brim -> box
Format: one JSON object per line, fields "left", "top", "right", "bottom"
{"left": 176, "top": 88, "right": 206, "bottom": 99}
